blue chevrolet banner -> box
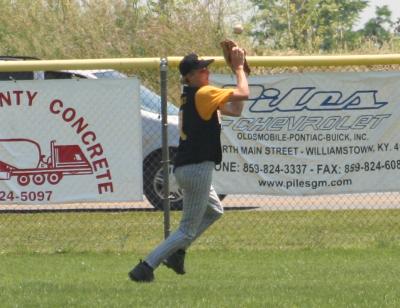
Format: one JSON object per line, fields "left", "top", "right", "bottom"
{"left": 211, "top": 72, "right": 400, "bottom": 195}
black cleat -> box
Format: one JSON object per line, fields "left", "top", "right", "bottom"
{"left": 163, "top": 249, "right": 186, "bottom": 275}
{"left": 129, "top": 260, "right": 154, "bottom": 282}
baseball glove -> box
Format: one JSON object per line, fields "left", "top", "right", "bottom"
{"left": 220, "top": 39, "right": 251, "bottom": 75}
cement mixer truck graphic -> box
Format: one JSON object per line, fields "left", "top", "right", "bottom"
{"left": 0, "top": 139, "right": 93, "bottom": 186}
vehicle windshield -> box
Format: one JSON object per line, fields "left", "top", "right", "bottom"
{"left": 139, "top": 86, "right": 179, "bottom": 116}
{"left": 93, "top": 71, "right": 128, "bottom": 79}
{"left": 93, "top": 71, "right": 179, "bottom": 116}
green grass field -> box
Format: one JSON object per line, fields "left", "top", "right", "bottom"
{"left": 1, "top": 210, "right": 400, "bottom": 307}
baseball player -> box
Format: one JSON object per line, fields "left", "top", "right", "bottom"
{"left": 129, "top": 44, "right": 249, "bottom": 282}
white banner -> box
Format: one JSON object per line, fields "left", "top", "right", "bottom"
{"left": 211, "top": 72, "right": 400, "bottom": 195}
{"left": 0, "top": 79, "right": 142, "bottom": 203}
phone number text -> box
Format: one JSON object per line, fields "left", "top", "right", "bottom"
{"left": 243, "top": 163, "right": 308, "bottom": 174}
{"left": 345, "top": 160, "right": 400, "bottom": 173}
{"left": 0, "top": 191, "right": 53, "bottom": 202}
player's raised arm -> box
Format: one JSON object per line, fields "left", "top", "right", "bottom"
{"left": 220, "top": 42, "right": 249, "bottom": 117}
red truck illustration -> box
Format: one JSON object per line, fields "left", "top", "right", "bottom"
{"left": 0, "top": 139, "right": 93, "bottom": 186}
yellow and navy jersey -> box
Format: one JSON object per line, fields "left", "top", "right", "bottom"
{"left": 174, "top": 85, "right": 233, "bottom": 168}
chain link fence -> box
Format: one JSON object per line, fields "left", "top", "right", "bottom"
{"left": 0, "top": 57, "right": 400, "bottom": 254}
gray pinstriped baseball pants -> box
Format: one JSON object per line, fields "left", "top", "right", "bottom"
{"left": 145, "top": 161, "right": 223, "bottom": 269}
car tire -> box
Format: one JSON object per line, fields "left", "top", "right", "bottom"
{"left": 143, "top": 148, "right": 182, "bottom": 210}
{"left": 143, "top": 148, "right": 226, "bottom": 211}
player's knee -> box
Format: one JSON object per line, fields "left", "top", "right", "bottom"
{"left": 214, "top": 210, "right": 223, "bottom": 221}
{"left": 212, "top": 207, "right": 224, "bottom": 220}
{"left": 179, "top": 227, "right": 197, "bottom": 243}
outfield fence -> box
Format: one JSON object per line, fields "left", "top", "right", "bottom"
{"left": 1, "top": 55, "right": 400, "bottom": 253}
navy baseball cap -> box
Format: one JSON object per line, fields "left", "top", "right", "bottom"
{"left": 179, "top": 53, "right": 214, "bottom": 76}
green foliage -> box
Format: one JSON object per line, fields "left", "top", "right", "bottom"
{"left": 0, "top": 0, "right": 231, "bottom": 60}
{"left": 0, "top": 0, "right": 142, "bottom": 58}
{"left": 249, "top": 0, "right": 369, "bottom": 52}
{"left": 361, "top": 5, "right": 393, "bottom": 47}
{"left": 0, "top": 0, "right": 398, "bottom": 58}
